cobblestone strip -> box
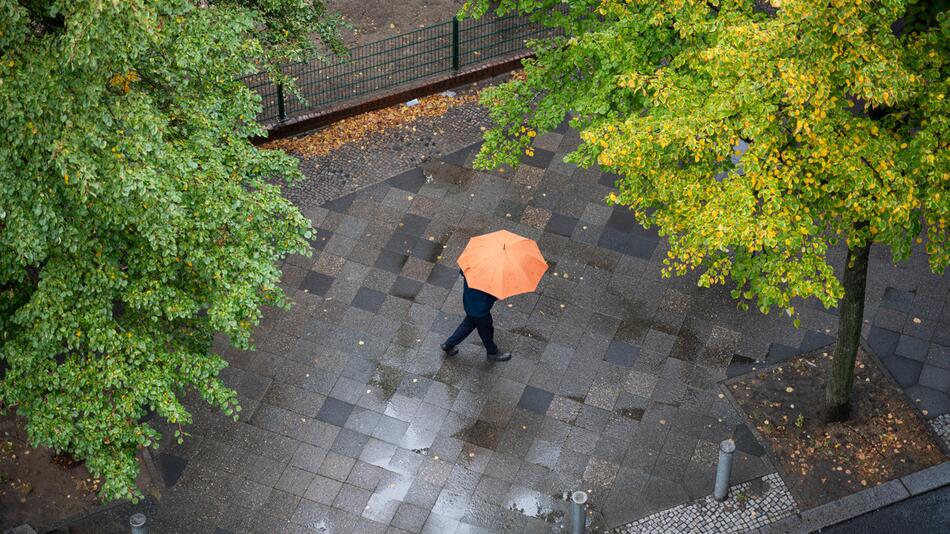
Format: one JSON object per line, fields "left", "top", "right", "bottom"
{"left": 931, "top": 413, "right": 950, "bottom": 451}
{"left": 611, "top": 473, "right": 797, "bottom": 534}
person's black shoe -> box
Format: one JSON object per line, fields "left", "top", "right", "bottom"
{"left": 487, "top": 352, "right": 512, "bottom": 362}
{"left": 441, "top": 343, "right": 458, "bottom": 356}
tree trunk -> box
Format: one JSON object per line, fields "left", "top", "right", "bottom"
{"left": 826, "top": 239, "right": 872, "bottom": 421}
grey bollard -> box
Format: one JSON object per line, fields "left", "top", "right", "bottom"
{"left": 714, "top": 439, "right": 736, "bottom": 501}
{"left": 570, "top": 490, "right": 588, "bottom": 534}
{"left": 130, "top": 513, "right": 148, "bottom": 534}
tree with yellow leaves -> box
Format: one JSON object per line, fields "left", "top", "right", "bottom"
{"left": 464, "top": 0, "right": 949, "bottom": 420}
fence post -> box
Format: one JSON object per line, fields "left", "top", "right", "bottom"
{"left": 276, "top": 83, "right": 288, "bottom": 122}
{"left": 451, "top": 18, "right": 460, "bottom": 70}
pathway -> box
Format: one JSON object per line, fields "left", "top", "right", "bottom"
{"left": 59, "top": 105, "right": 949, "bottom": 534}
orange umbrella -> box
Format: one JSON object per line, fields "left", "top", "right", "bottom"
{"left": 457, "top": 229, "right": 548, "bottom": 299}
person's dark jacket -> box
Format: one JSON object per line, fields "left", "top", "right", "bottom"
{"left": 461, "top": 271, "right": 496, "bottom": 317}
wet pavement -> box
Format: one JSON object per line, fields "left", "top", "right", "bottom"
{"left": 61, "top": 115, "right": 950, "bottom": 534}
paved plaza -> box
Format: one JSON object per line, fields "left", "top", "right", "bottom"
{"left": 61, "top": 105, "right": 950, "bottom": 533}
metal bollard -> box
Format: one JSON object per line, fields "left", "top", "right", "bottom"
{"left": 570, "top": 490, "right": 588, "bottom": 534}
{"left": 714, "top": 439, "right": 736, "bottom": 501}
{"left": 130, "top": 513, "right": 148, "bottom": 534}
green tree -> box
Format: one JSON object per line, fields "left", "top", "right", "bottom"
{"left": 0, "top": 0, "right": 340, "bottom": 501}
{"left": 463, "top": 0, "right": 949, "bottom": 420}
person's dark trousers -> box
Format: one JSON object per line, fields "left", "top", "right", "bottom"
{"left": 444, "top": 314, "right": 499, "bottom": 355}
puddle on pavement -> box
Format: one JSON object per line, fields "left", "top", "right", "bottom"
{"left": 451, "top": 419, "right": 500, "bottom": 450}
{"left": 369, "top": 364, "right": 403, "bottom": 401}
{"left": 530, "top": 491, "right": 609, "bottom": 532}
{"left": 506, "top": 487, "right": 565, "bottom": 527}
{"left": 669, "top": 326, "right": 703, "bottom": 363}
{"left": 617, "top": 314, "right": 652, "bottom": 342}
{"left": 395, "top": 324, "right": 422, "bottom": 347}
{"left": 432, "top": 360, "right": 465, "bottom": 387}
{"left": 423, "top": 160, "right": 475, "bottom": 187}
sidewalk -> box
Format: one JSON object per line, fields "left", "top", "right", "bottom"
{"left": 54, "top": 100, "right": 949, "bottom": 533}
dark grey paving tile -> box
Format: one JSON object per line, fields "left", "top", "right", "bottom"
{"left": 766, "top": 342, "right": 800, "bottom": 363}
{"left": 545, "top": 213, "right": 578, "bottom": 238}
{"left": 604, "top": 340, "right": 639, "bottom": 368}
{"left": 732, "top": 423, "right": 766, "bottom": 457}
{"left": 442, "top": 144, "right": 479, "bottom": 167}
{"left": 495, "top": 199, "right": 526, "bottom": 221}
{"left": 905, "top": 385, "right": 950, "bottom": 417}
{"left": 880, "top": 354, "right": 924, "bottom": 388}
{"left": 520, "top": 147, "right": 555, "bottom": 169}
{"left": 605, "top": 206, "right": 640, "bottom": 234}
{"left": 308, "top": 229, "right": 332, "bottom": 251}
{"left": 726, "top": 354, "right": 759, "bottom": 378}
{"left": 927, "top": 343, "right": 950, "bottom": 370}
{"left": 323, "top": 192, "right": 357, "bottom": 213}
{"left": 896, "top": 334, "right": 930, "bottom": 361}
{"left": 389, "top": 168, "right": 427, "bottom": 193}
{"left": 156, "top": 452, "right": 189, "bottom": 487}
{"left": 316, "top": 397, "right": 355, "bottom": 427}
{"left": 598, "top": 171, "right": 620, "bottom": 188}
{"left": 799, "top": 329, "right": 835, "bottom": 352}
{"left": 385, "top": 231, "right": 420, "bottom": 255}
{"left": 300, "top": 271, "right": 334, "bottom": 296}
{"left": 597, "top": 228, "right": 657, "bottom": 258}
{"left": 353, "top": 287, "right": 387, "bottom": 313}
{"left": 426, "top": 264, "right": 458, "bottom": 290}
{"left": 517, "top": 386, "right": 554, "bottom": 415}
{"left": 882, "top": 286, "right": 916, "bottom": 313}
{"left": 412, "top": 239, "right": 444, "bottom": 263}
{"left": 392, "top": 276, "right": 424, "bottom": 301}
{"left": 867, "top": 326, "right": 901, "bottom": 358}
{"left": 400, "top": 213, "right": 432, "bottom": 236}
{"left": 919, "top": 364, "right": 950, "bottom": 393}
{"left": 375, "top": 250, "right": 410, "bottom": 274}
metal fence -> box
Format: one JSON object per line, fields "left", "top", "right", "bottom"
{"left": 244, "top": 12, "right": 556, "bottom": 125}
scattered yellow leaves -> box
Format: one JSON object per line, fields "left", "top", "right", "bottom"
{"left": 264, "top": 92, "right": 479, "bottom": 157}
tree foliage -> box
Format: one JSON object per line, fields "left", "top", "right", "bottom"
{"left": 0, "top": 0, "right": 339, "bottom": 501}
{"left": 464, "top": 0, "right": 949, "bottom": 322}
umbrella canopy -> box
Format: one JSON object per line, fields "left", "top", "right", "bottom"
{"left": 457, "top": 229, "right": 548, "bottom": 299}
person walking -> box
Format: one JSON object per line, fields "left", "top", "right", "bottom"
{"left": 441, "top": 270, "right": 511, "bottom": 361}
{"left": 440, "top": 229, "right": 548, "bottom": 363}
